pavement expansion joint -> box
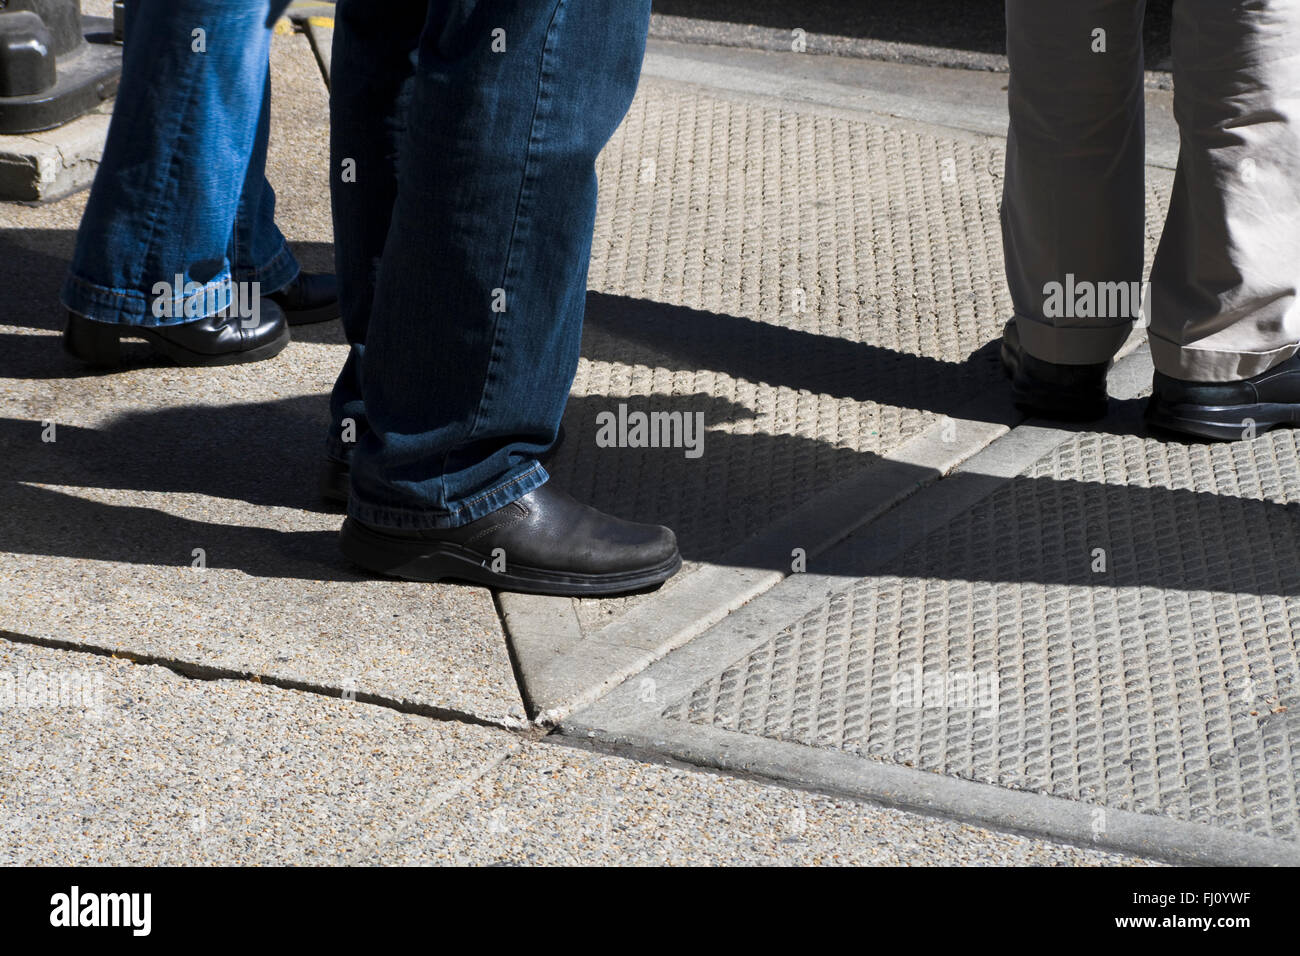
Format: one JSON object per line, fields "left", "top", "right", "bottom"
{"left": 0, "top": 627, "right": 543, "bottom": 737}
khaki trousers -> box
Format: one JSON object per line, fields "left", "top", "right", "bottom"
{"left": 1003, "top": 0, "right": 1300, "bottom": 381}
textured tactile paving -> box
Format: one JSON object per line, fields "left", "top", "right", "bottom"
{"left": 559, "top": 77, "right": 1173, "bottom": 631}
{"left": 665, "top": 427, "right": 1300, "bottom": 841}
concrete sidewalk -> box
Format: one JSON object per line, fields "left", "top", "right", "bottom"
{"left": 0, "top": 15, "right": 1289, "bottom": 865}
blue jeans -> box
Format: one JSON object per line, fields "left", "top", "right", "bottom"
{"left": 62, "top": 0, "right": 299, "bottom": 325}
{"left": 329, "top": 0, "right": 652, "bottom": 528}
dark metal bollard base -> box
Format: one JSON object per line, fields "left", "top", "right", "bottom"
{"left": 0, "top": 15, "right": 120, "bottom": 135}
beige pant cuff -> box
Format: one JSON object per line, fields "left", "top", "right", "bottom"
{"left": 1147, "top": 332, "right": 1299, "bottom": 382}
{"left": 1015, "top": 316, "right": 1131, "bottom": 365}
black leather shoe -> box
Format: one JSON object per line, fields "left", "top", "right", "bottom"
{"left": 320, "top": 424, "right": 568, "bottom": 506}
{"left": 63, "top": 299, "right": 290, "bottom": 367}
{"left": 267, "top": 271, "right": 339, "bottom": 326}
{"left": 339, "top": 482, "right": 681, "bottom": 596}
{"left": 1000, "top": 319, "right": 1111, "bottom": 421}
{"left": 1145, "top": 352, "right": 1300, "bottom": 441}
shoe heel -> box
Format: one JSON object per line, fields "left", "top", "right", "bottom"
{"left": 63, "top": 314, "right": 122, "bottom": 366}
{"left": 339, "top": 518, "right": 458, "bottom": 581}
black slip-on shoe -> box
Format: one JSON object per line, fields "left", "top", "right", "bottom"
{"left": 320, "top": 423, "right": 568, "bottom": 506}
{"left": 267, "top": 271, "right": 339, "bottom": 326}
{"left": 63, "top": 299, "right": 290, "bottom": 368}
{"left": 1000, "top": 319, "right": 1111, "bottom": 421}
{"left": 339, "top": 482, "right": 681, "bottom": 597}
{"left": 1144, "top": 352, "right": 1300, "bottom": 441}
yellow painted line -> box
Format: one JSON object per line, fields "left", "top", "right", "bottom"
{"left": 307, "top": 16, "right": 335, "bottom": 28}
{"left": 273, "top": 17, "right": 295, "bottom": 35}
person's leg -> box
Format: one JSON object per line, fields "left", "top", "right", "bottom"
{"left": 1147, "top": 0, "right": 1300, "bottom": 382}
{"left": 232, "top": 60, "right": 342, "bottom": 327}
{"left": 325, "top": 0, "right": 427, "bottom": 478}
{"left": 1143, "top": 0, "right": 1300, "bottom": 439}
{"left": 332, "top": 0, "right": 678, "bottom": 595}
{"left": 60, "top": 0, "right": 292, "bottom": 364}
{"left": 1000, "top": 0, "right": 1147, "bottom": 416}
{"left": 229, "top": 66, "right": 300, "bottom": 300}
{"left": 350, "top": 0, "right": 651, "bottom": 528}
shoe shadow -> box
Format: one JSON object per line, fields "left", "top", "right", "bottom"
{"left": 0, "top": 480, "right": 356, "bottom": 581}
{"left": 583, "top": 291, "right": 1149, "bottom": 435}
{"left": 0, "top": 393, "right": 335, "bottom": 514}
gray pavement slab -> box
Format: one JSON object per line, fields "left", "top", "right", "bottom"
{"left": 0, "top": 637, "right": 518, "bottom": 865}
{"left": 0, "top": 32, "right": 522, "bottom": 725}
{"left": 0, "top": 105, "right": 114, "bottom": 204}
{"left": 296, "top": 6, "right": 334, "bottom": 82}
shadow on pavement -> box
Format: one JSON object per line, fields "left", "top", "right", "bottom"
{"left": 2, "top": 232, "right": 1296, "bottom": 595}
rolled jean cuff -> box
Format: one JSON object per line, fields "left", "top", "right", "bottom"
{"left": 1148, "top": 331, "right": 1299, "bottom": 383}
{"left": 232, "top": 238, "right": 299, "bottom": 294}
{"left": 1015, "top": 314, "right": 1133, "bottom": 366}
{"left": 62, "top": 270, "right": 231, "bottom": 326}
{"left": 60, "top": 240, "right": 299, "bottom": 327}
{"left": 348, "top": 461, "right": 550, "bottom": 530}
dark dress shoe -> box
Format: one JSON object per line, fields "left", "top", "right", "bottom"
{"left": 999, "top": 319, "right": 1110, "bottom": 421}
{"left": 267, "top": 271, "right": 339, "bottom": 326}
{"left": 1145, "top": 351, "right": 1300, "bottom": 441}
{"left": 339, "top": 482, "right": 681, "bottom": 596}
{"left": 320, "top": 423, "right": 568, "bottom": 506}
{"left": 63, "top": 299, "right": 290, "bottom": 367}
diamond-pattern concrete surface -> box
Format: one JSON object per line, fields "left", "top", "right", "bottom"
{"left": 664, "top": 424, "right": 1300, "bottom": 843}
{"left": 557, "top": 79, "right": 1175, "bottom": 634}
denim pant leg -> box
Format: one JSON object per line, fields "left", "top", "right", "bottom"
{"left": 338, "top": 0, "right": 652, "bottom": 529}
{"left": 327, "top": 0, "right": 427, "bottom": 460}
{"left": 230, "top": 67, "right": 300, "bottom": 296}
{"left": 61, "top": 0, "right": 295, "bottom": 325}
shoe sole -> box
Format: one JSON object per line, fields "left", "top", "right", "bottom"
{"left": 64, "top": 321, "right": 291, "bottom": 368}
{"left": 1144, "top": 398, "right": 1299, "bottom": 441}
{"left": 1000, "top": 340, "right": 1108, "bottom": 422}
{"left": 339, "top": 517, "right": 682, "bottom": 597}
{"left": 139, "top": 325, "right": 291, "bottom": 366}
